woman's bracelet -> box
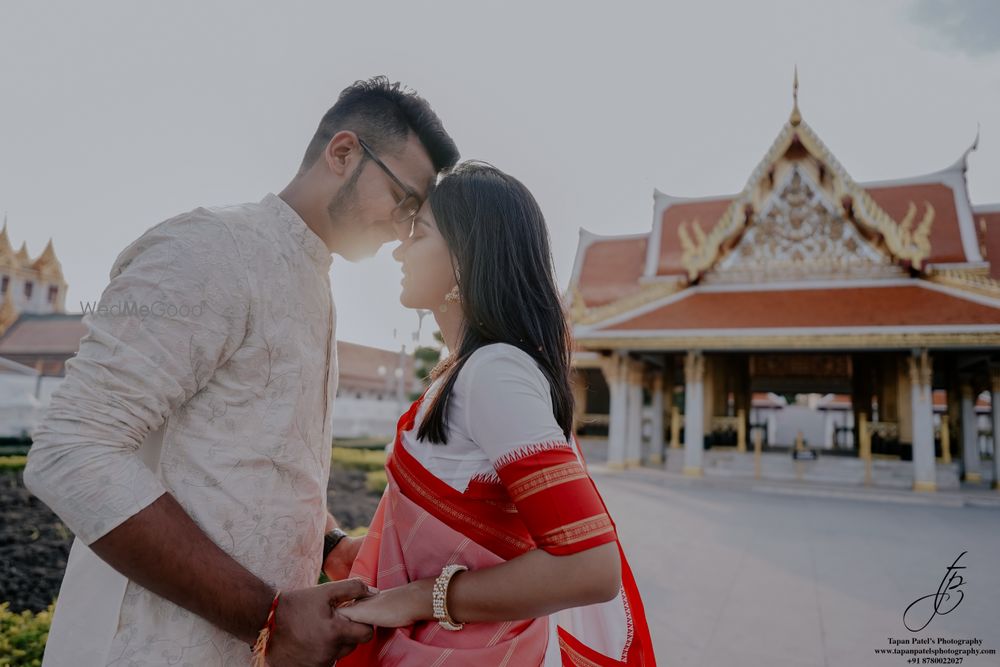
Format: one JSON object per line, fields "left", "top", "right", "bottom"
{"left": 249, "top": 590, "right": 281, "bottom": 666}
{"left": 432, "top": 564, "right": 468, "bottom": 631}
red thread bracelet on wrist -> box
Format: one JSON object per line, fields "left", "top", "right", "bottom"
{"left": 250, "top": 590, "right": 281, "bottom": 666}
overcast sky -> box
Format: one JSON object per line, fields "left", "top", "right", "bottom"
{"left": 1, "top": 0, "right": 998, "bottom": 352}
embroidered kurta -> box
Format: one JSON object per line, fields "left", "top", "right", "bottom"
{"left": 23, "top": 193, "right": 338, "bottom": 666}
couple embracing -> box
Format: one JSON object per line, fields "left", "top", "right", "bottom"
{"left": 25, "top": 76, "right": 655, "bottom": 666}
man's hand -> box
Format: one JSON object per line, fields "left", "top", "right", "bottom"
{"left": 266, "top": 578, "right": 376, "bottom": 666}
{"left": 323, "top": 535, "right": 364, "bottom": 581}
{"left": 338, "top": 579, "right": 433, "bottom": 629}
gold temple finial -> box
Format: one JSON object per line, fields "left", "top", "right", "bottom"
{"left": 790, "top": 65, "right": 801, "bottom": 126}
{"left": 33, "top": 237, "right": 57, "bottom": 267}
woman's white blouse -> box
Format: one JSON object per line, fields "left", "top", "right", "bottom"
{"left": 396, "top": 342, "right": 571, "bottom": 666}
{"left": 399, "top": 342, "right": 570, "bottom": 491}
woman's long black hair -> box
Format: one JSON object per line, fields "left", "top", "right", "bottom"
{"left": 416, "top": 161, "right": 576, "bottom": 445}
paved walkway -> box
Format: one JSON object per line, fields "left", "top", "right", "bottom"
{"left": 592, "top": 466, "right": 1000, "bottom": 666}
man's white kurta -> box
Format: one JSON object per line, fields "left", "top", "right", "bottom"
{"left": 23, "top": 193, "right": 338, "bottom": 666}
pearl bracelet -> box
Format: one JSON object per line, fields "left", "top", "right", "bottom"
{"left": 432, "top": 563, "right": 467, "bottom": 631}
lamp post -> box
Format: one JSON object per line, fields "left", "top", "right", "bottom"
{"left": 392, "top": 309, "right": 432, "bottom": 411}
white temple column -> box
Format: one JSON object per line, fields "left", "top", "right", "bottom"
{"left": 960, "top": 377, "right": 982, "bottom": 483}
{"left": 897, "top": 355, "right": 913, "bottom": 444}
{"left": 625, "top": 360, "right": 643, "bottom": 467}
{"left": 602, "top": 352, "right": 629, "bottom": 469}
{"left": 649, "top": 373, "right": 665, "bottom": 464}
{"left": 990, "top": 366, "right": 1000, "bottom": 491}
{"left": 683, "top": 350, "right": 705, "bottom": 477}
{"left": 909, "top": 350, "right": 936, "bottom": 492}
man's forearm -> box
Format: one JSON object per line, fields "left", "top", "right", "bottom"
{"left": 89, "top": 492, "right": 274, "bottom": 645}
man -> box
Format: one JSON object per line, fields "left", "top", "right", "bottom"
{"left": 23, "top": 76, "right": 460, "bottom": 666}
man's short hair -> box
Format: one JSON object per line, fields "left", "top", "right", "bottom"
{"left": 300, "top": 76, "right": 460, "bottom": 174}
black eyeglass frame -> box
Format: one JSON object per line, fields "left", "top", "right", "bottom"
{"left": 356, "top": 136, "right": 423, "bottom": 226}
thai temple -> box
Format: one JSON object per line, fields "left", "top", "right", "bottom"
{"left": 0, "top": 221, "right": 79, "bottom": 378}
{"left": 567, "top": 75, "right": 1000, "bottom": 492}
{"left": 0, "top": 221, "right": 67, "bottom": 329}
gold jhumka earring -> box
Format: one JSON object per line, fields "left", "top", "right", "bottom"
{"left": 439, "top": 268, "right": 461, "bottom": 312}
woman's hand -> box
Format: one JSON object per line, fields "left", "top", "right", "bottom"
{"left": 338, "top": 579, "right": 434, "bottom": 628}
{"left": 323, "top": 535, "right": 364, "bottom": 581}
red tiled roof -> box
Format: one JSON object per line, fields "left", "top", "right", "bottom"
{"left": 337, "top": 340, "right": 420, "bottom": 393}
{"left": 656, "top": 197, "right": 732, "bottom": 276}
{"left": 752, "top": 392, "right": 784, "bottom": 407}
{"left": 865, "top": 182, "right": 968, "bottom": 264}
{"left": 0, "top": 314, "right": 86, "bottom": 354}
{"left": 822, "top": 395, "right": 852, "bottom": 407}
{"left": 932, "top": 389, "right": 946, "bottom": 409}
{"left": 931, "top": 389, "right": 993, "bottom": 410}
{"left": 577, "top": 235, "right": 648, "bottom": 308}
{"left": 598, "top": 285, "right": 1000, "bottom": 332}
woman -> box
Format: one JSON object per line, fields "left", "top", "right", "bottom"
{"left": 334, "top": 162, "right": 655, "bottom": 665}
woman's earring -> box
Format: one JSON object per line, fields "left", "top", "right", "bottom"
{"left": 439, "top": 285, "right": 460, "bottom": 313}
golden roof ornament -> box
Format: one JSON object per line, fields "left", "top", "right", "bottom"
{"left": 790, "top": 66, "right": 802, "bottom": 127}
{"left": 15, "top": 241, "right": 30, "bottom": 265}
{"left": 32, "top": 238, "right": 59, "bottom": 270}
{"left": 0, "top": 296, "right": 18, "bottom": 335}
{"left": 0, "top": 216, "right": 12, "bottom": 257}
{"left": 568, "top": 285, "right": 588, "bottom": 322}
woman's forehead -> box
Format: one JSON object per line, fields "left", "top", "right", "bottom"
{"left": 415, "top": 202, "right": 438, "bottom": 230}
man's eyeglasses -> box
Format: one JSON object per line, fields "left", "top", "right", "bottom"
{"left": 357, "top": 137, "right": 422, "bottom": 225}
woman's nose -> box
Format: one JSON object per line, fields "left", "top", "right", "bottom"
{"left": 391, "top": 241, "right": 405, "bottom": 263}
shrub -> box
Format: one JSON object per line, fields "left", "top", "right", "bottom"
{"left": 331, "top": 447, "right": 386, "bottom": 472}
{"left": 0, "top": 601, "right": 53, "bottom": 667}
{"left": 365, "top": 470, "right": 388, "bottom": 494}
{"left": 332, "top": 437, "right": 389, "bottom": 449}
{"left": 0, "top": 457, "right": 27, "bottom": 473}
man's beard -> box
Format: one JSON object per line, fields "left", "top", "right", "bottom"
{"left": 325, "top": 159, "right": 364, "bottom": 226}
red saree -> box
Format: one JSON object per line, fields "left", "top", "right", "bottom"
{"left": 338, "top": 391, "right": 656, "bottom": 666}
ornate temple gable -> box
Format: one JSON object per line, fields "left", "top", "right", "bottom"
{"left": 679, "top": 116, "right": 944, "bottom": 281}
{"left": 674, "top": 78, "right": 950, "bottom": 283}
{"left": 706, "top": 164, "right": 905, "bottom": 283}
